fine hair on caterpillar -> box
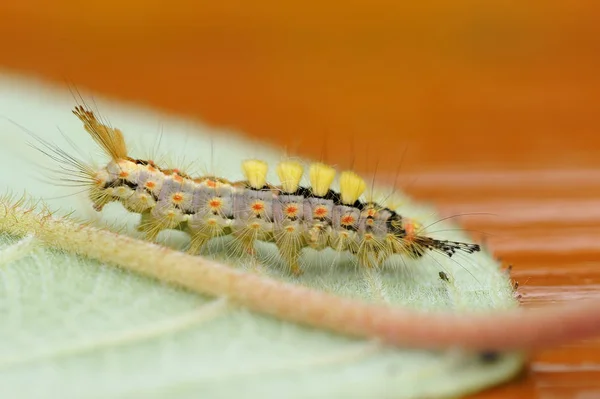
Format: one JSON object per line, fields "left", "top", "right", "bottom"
{"left": 28, "top": 104, "right": 481, "bottom": 277}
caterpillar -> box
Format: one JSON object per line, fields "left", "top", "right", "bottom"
{"left": 33, "top": 105, "right": 480, "bottom": 276}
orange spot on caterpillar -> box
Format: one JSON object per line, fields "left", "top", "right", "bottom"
{"left": 118, "top": 171, "right": 129, "bottom": 178}
{"left": 145, "top": 181, "right": 156, "bottom": 189}
{"left": 286, "top": 226, "right": 295, "bottom": 233}
{"left": 314, "top": 206, "right": 328, "bottom": 218}
{"left": 174, "top": 174, "right": 184, "bottom": 183}
{"left": 251, "top": 201, "right": 264, "bottom": 213}
{"left": 341, "top": 215, "right": 354, "bottom": 226}
{"left": 405, "top": 220, "right": 415, "bottom": 241}
{"left": 208, "top": 198, "right": 222, "bottom": 210}
{"left": 206, "top": 180, "right": 217, "bottom": 188}
{"left": 285, "top": 204, "right": 298, "bottom": 217}
{"left": 172, "top": 193, "right": 184, "bottom": 204}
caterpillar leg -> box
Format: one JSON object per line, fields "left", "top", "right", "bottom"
{"left": 186, "top": 215, "right": 231, "bottom": 255}
{"left": 137, "top": 212, "right": 163, "bottom": 242}
{"left": 275, "top": 224, "right": 306, "bottom": 276}
{"left": 357, "top": 235, "right": 390, "bottom": 269}
{"left": 357, "top": 248, "right": 381, "bottom": 269}
{"left": 280, "top": 249, "right": 303, "bottom": 276}
{"left": 231, "top": 223, "right": 263, "bottom": 260}
{"left": 329, "top": 229, "right": 359, "bottom": 256}
{"left": 137, "top": 210, "right": 185, "bottom": 243}
{"left": 234, "top": 233, "right": 266, "bottom": 274}
{"left": 240, "top": 236, "right": 257, "bottom": 256}
{"left": 289, "top": 261, "right": 302, "bottom": 276}
{"left": 187, "top": 234, "right": 210, "bottom": 255}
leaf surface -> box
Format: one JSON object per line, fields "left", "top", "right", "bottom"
{"left": 0, "top": 74, "right": 522, "bottom": 398}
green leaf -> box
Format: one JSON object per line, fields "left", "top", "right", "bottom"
{"left": 0, "top": 73, "right": 523, "bottom": 398}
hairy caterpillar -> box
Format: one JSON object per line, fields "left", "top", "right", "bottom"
{"left": 32, "top": 105, "right": 480, "bottom": 276}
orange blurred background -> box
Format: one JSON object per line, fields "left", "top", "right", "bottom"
{"left": 2, "top": 1, "right": 600, "bottom": 397}
{"left": 1, "top": 1, "right": 599, "bottom": 175}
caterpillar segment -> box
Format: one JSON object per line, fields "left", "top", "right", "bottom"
{"left": 72, "top": 106, "right": 480, "bottom": 276}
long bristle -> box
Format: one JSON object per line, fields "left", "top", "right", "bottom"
{"left": 72, "top": 106, "right": 128, "bottom": 161}
{"left": 414, "top": 236, "right": 481, "bottom": 257}
{"left": 21, "top": 124, "right": 98, "bottom": 189}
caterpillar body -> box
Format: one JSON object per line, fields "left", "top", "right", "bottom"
{"left": 38, "top": 106, "right": 481, "bottom": 276}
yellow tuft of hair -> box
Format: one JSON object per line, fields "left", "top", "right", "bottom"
{"left": 309, "top": 163, "right": 336, "bottom": 197}
{"left": 339, "top": 171, "right": 366, "bottom": 205}
{"left": 276, "top": 161, "right": 304, "bottom": 193}
{"left": 242, "top": 159, "right": 269, "bottom": 189}
{"left": 73, "top": 106, "right": 128, "bottom": 161}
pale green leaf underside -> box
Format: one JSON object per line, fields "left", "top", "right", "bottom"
{"left": 0, "top": 73, "right": 523, "bottom": 398}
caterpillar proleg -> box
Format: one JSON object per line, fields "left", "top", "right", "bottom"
{"left": 32, "top": 105, "right": 481, "bottom": 276}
